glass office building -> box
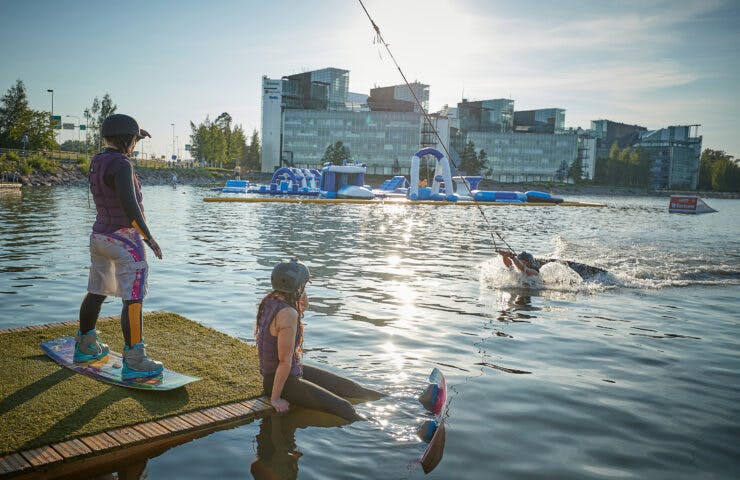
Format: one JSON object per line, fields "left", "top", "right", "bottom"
{"left": 637, "top": 125, "right": 702, "bottom": 189}
{"left": 513, "top": 108, "right": 565, "bottom": 133}
{"left": 457, "top": 99, "right": 514, "bottom": 134}
{"left": 282, "top": 109, "right": 423, "bottom": 175}
{"left": 468, "top": 132, "right": 578, "bottom": 182}
{"left": 261, "top": 67, "right": 441, "bottom": 173}
{"left": 368, "top": 83, "right": 429, "bottom": 113}
{"left": 281, "top": 68, "right": 349, "bottom": 111}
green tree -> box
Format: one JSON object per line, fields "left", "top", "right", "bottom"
{"left": 241, "top": 129, "right": 261, "bottom": 172}
{"left": 321, "top": 141, "right": 351, "bottom": 164}
{"left": 594, "top": 143, "right": 653, "bottom": 187}
{"left": 459, "top": 139, "right": 483, "bottom": 175}
{"left": 83, "top": 94, "right": 116, "bottom": 151}
{"left": 706, "top": 153, "right": 740, "bottom": 192}
{"left": 698, "top": 149, "right": 736, "bottom": 191}
{"left": 190, "top": 113, "right": 247, "bottom": 167}
{"left": 568, "top": 156, "right": 584, "bottom": 183}
{"left": 0, "top": 80, "right": 57, "bottom": 150}
{"left": 476, "top": 149, "right": 488, "bottom": 177}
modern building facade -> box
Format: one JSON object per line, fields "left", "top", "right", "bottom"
{"left": 457, "top": 98, "right": 514, "bottom": 134}
{"left": 368, "top": 82, "right": 429, "bottom": 113}
{"left": 577, "top": 135, "right": 597, "bottom": 180}
{"left": 260, "top": 68, "right": 438, "bottom": 174}
{"left": 468, "top": 131, "right": 579, "bottom": 182}
{"left": 636, "top": 125, "right": 702, "bottom": 189}
{"left": 514, "top": 108, "right": 565, "bottom": 134}
{"left": 281, "top": 109, "right": 423, "bottom": 175}
{"left": 281, "top": 68, "right": 349, "bottom": 111}
{"left": 591, "top": 119, "right": 647, "bottom": 160}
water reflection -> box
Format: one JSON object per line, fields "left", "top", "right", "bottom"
{"left": 251, "top": 410, "right": 346, "bottom": 480}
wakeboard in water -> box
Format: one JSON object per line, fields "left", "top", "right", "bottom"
{"left": 538, "top": 258, "right": 608, "bottom": 279}
{"left": 417, "top": 367, "right": 448, "bottom": 473}
{"left": 40, "top": 337, "right": 200, "bottom": 391}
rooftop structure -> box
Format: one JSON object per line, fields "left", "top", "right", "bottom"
{"left": 368, "top": 82, "right": 429, "bottom": 113}
{"left": 636, "top": 125, "right": 702, "bottom": 189}
{"left": 514, "top": 108, "right": 565, "bottom": 134}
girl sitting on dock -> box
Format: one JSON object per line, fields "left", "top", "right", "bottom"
{"left": 256, "top": 259, "right": 384, "bottom": 421}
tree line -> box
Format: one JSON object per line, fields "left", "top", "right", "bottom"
{"left": 698, "top": 149, "right": 739, "bottom": 192}
{"left": 0, "top": 80, "right": 56, "bottom": 151}
{"left": 189, "top": 112, "right": 260, "bottom": 171}
{"left": 0, "top": 79, "right": 118, "bottom": 155}
{"left": 593, "top": 143, "right": 652, "bottom": 187}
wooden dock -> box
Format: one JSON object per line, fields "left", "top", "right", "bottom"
{"left": 0, "top": 320, "right": 273, "bottom": 479}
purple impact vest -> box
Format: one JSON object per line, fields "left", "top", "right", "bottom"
{"left": 256, "top": 297, "right": 303, "bottom": 377}
{"left": 89, "top": 151, "right": 143, "bottom": 234}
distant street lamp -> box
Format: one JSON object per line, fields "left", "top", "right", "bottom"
{"left": 171, "top": 123, "right": 175, "bottom": 161}
{"left": 46, "top": 89, "right": 54, "bottom": 117}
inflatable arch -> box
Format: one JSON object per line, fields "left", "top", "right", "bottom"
{"left": 408, "top": 147, "right": 455, "bottom": 201}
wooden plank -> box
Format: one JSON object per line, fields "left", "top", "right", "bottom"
{"left": 50, "top": 438, "right": 92, "bottom": 459}
{"left": 156, "top": 415, "right": 195, "bottom": 433}
{"left": 20, "top": 445, "right": 63, "bottom": 467}
{"left": 106, "top": 427, "right": 146, "bottom": 446}
{"left": 241, "top": 397, "right": 272, "bottom": 413}
{"left": 177, "top": 411, "right": 212, "bottom": 427}
{"left": 79, "top": 432, "right": 120, "bottom": 452}
{"left": 132, "top": 420, "right": 170, "bottom": 439}
{"left": 220, "top": 402, "right": 255, "bottom": 418}
{"left": 200, "top": 406, "right": 233, "bottom": 422}
{"left": 0, "top": 452, "right": 31, "bottom": 475}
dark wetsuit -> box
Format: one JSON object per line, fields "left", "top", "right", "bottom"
{"left": 257, "top": 296, "right": 380, "bottom": 421}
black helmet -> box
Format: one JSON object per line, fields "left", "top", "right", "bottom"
{"left": 271, "top": 259, "right": 310, "bottom": 293}
{"left": 516, "top": 252, "right": 534, "bottom": 265}
{"left": 101, "top": 114, "right": 151, "bottom": 139}
{"left": 516, "top": 251, "right": 538, "bottom": 269}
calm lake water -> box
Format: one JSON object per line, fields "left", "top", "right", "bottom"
{"left": 1, "top": 185, "right": 739, "bottom": 479}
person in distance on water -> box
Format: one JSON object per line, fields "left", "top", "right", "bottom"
{"left": 74, "top": 114, "right": 165, "bottom": 380}
{"left": 496, "top": 249, "right": 540, "bottom": 277}
{"left": 256, "top": 259, "right": 385, "bottom": 421}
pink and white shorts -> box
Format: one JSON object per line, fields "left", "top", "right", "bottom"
{"left": 87, "top": 228, "right": 148, "bottom": 301}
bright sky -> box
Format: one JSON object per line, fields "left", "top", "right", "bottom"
{"left": 1, "top": 0, "right": 738, "bottom": 159}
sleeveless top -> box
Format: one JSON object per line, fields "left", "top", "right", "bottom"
{"left": 89, "top": 150, "right": 144, "bottom": 234}
{"left": 256, "top": 296, "right": 303, "bottom": 377}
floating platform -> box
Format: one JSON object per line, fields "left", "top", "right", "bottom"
{"left": 203, "top": 196, "right": 605, "bottom": 207}
{"left": 0, "top": 313, "right": 271, "bottom": 479}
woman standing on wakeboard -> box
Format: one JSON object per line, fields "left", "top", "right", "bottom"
{"left": 74, "top": 114, "right": 165, "bottom": 380}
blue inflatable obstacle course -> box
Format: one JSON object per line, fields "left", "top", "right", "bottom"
{"left": 378, "top": 175, "right": 409, "bottom": 193}
{"left": 320, "top": 162, "right": 375, "bottom": 199}
{"left": 406, "top": 148, "right": 568, "bottom": 204}
{"left": 472, "top": 190, "right": 528, "bottom": 203}
{"left": 246, "top": 167, "right": 322, "bottom": 196}
{"left": 524, "top": 191, "right": 564, "bottom": 204}
{"left": 212, "top": 179, "right": 248, "bottom": 193}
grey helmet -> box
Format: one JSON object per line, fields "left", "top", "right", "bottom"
{"left": 101, "top": 114, "right": 151, "bottom": 139}
{"left": 271, "top": 259, "right": 310, "bottom": 293}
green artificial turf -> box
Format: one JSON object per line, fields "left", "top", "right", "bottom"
{"left": 0, "top": 312, "right": 262, "bottom": 455}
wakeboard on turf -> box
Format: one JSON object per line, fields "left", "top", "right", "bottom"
{"left": 40, "top": 337, "right": 200, "bottom": 391}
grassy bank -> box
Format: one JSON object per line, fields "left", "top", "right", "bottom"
{"left": 0, "top": 312, "right": 262, "bottom": 455}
